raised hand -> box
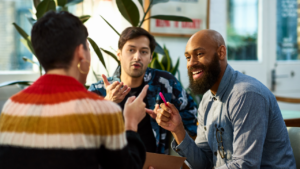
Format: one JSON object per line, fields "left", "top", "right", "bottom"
{"left": 102, "top": 74, "right": 131, "bottom": 103}
{"left": 124, "top": 85, "right": 149, "bottom": 132}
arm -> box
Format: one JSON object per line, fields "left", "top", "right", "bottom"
{"left": 217, "top": 92, "right": 268, "bottom": 169}
{"left": 155, "top": 102, "right": 213, "bottom": 169}
{"left": 98, "top": 85, "right": 149, "bottom": 168}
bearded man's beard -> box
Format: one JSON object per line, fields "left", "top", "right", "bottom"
{"left": 188, "top": 53, "right": 221, "bottom": 95}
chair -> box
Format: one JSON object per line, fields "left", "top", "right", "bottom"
{"left": 275, "top": 96, "right": 300, "bottom": 127}
{"left": 287, "top": 127, "right": 300, "bottom": 169}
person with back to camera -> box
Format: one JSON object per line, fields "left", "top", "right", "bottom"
{"left": 0, "top": 11, "right": 148, "bottom": 169}
{"left": 148, "top": 29, "right": 296, "bottom": 169}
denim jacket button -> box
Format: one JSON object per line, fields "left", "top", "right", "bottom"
{"left": 214, "top": 151, "right": 218, "bottom": 156}
{"left": 175, "top": 148, "right": 181, "bottom": 152}
{"left": 204, "top": 126, "right": 207, "bottom": 131}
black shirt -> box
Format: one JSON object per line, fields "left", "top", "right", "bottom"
{"left": 118, "top": 82, "right": 157, "bottom": 153}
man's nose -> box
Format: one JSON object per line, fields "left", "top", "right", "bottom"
{"left": 133, "top": 51, "right": 141, "bottom": 61}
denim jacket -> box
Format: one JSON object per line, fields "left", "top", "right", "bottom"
{"left": 89, "top": 67, "right": 198, "bottom": 154}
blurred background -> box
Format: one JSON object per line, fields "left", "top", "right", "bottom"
{"left": 0, "top": 0, "right": 299, "bottom": 113}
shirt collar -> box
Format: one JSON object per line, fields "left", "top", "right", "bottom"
{"left": 209, "top": 64, "right": 234, "bottom": 102}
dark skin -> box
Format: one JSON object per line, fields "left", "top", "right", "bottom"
{"left": 147, "top": 30, "right": 228, "bottom": 148}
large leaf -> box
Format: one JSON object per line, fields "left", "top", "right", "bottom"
{"left": 149, "top": 15, "right": 193, "bottom": 22}
{"left": 87, "top": 37, "right": 107, "bottom": 69}
{"left": 13, "top": 23, "right": 29, "bottom": 39}
{"left": 154, "top": 43, "right": 165, "bottom": 55}
{"left": 151, "top": 57, "right": 164, "bottom": 70}
{"left": 152, "top": 0, "right": 169, "bottom": 5}
{"left": 170, "top": 57, "right": 180, "bottom": 75}
{"left": 100, "top": 15, "right": 120, "bottom": 36}
{"left": 149, "top": 52, "right": 158, "bottom": 67}
{"left": 116, "top": 0, "right": 140, "bottom": 26}
{"left": 79, "top": 15, "right": 91, "bottom": 23}
{"left": 36, "top": 0, "right": 56, "bottom": 19}
{"left": 57, "top": 0, "right": 67, "bottom": 6}
{"left": 65, "top": 0, "right": 83, "bottom": 6}
{"left": 100, "top": 48, "right": 120, "bottom": 65}
{"left": 161, "top": 46, "right": 171, "bottom": 72}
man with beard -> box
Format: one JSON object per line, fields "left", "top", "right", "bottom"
{"left": 89, "top": 27, "right": 198, "bottom": 154}
{"left": 148, "top": 29, "right": 296, "bottom": 168}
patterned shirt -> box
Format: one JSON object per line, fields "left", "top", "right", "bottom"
{"left": 89, "top": 67, "right": 198, "bottom": 154}
{"left": 172, "top": 65, "right": 296, "bottom": 169}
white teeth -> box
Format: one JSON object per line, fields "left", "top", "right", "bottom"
{"left": 192, "top": 70, "right": 202, "bottom": 75}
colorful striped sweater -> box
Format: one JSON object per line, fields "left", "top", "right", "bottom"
{"left": 0, "top": 74, "right": 146, "bottom": 169}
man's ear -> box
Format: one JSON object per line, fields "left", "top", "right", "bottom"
{"left": 117, "top": 49, "right": 121, "bottom": 61}
{"left": 218, "top": 45, "right": 226, "bottom": 60}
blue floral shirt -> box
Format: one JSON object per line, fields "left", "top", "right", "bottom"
{"left": 89, "top": 67, "right": 198, "bottom": 154}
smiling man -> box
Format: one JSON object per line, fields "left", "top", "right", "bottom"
{"left": 89, "top": 27, "right": 198, "bottom": 154}
{"left": 149, "top": 29, "right": 296, "bottom": 168}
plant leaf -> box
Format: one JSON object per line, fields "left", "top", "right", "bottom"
{"left": 149, "top": 52, "right": 158, "bottom": 67}
{"left": 149, "top": 15, "right": 193, "bottom": 22}
{"left": 161, "top": 45, "right": 171, "bottom": 71}
{"left": 154, "top": 43, "right": 165, "bottom": 55}
{"left": 79, "top": 15, "right": 91, "bottom": 23}
{"left": 28, "top": 9, "right": 35, "bottom": 16}
{"left": 65, "top": 0, "right": 83, "bottom": 6}
{"left": 13, "top": 23, "right": 29, "bottom": 39}
{"left": 26, "top": 16, "right": 36, "bottom": 25}
{"left": 170, "top": 57, "right": 179, "bottom": 75}
{"left": 93, "top": 70, "right": 101, "bottom": 81}
{"left": 116, "top": 0, "right": 140, "bottom": 26}
{"left": 22, "top": 57, "right": 38, "bottom": 65}
{"left": 100, "top": 15, "right": 120, "bottom": 36}
{"left": 36, "top": 0, "right": 56, "bottom": 19}
{"left": 20, "top": 38, "right": 35, "bottom": 54}
{"left": 150, "top": 57, "right": 164, "bottom": 70}
{"left": 138, "top": 0, "right": 143, "bottom": 7}
{"left": 152, "top": 0, "right": 169, "bottom": 5}
{"left": 57, "top": 0, "right": 67, "bottom": 6}
{"left": 87, "top": 37, "right": 107, "bottom": 69}
{"left": 100, "top": 48, "right": 120, "bottom": 65}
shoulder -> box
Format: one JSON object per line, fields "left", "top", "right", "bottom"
{"left": 89, "top": 76, "right": 120, "bottom": 91}
{"left": 145, "top": 68, "right": 178, "bottom": 83}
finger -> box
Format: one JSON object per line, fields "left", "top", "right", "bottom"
{"left": 125, "top": 96, "right": 136, "bottom": 104}
{"left": 149, "top": 167, "right": 154, "bottom": 169}
{"left": 101, "top": 74, "right": 110, "bottom": 87}
{"left": 156, "top": 118, "right": 169, "bottom": 127}
{"left": 167, "top": 102, "right": 179, "bottom": 115}
{"left": 122, "top": 87, "right": 131, "bottom": 96}
{"left": 159, "top": 114, "right": 170, "bottom": 122}
{"left": 119, "top": 85, "right": 128, "bottom": 94}
{"left": 113, "top": 82, "right": 123, "bottom": 95}
{"left": 157, "top": 108, "right": 171, "bottom": 118}
{"left": 160, "top": 103, "right": 172, "bottom": 114}
{"left": 153, "top": 104, "right": 159, "bottom": 114}
{"left": 136, "top": 85, "right": 149, "bottom": 100}
{"left": 146, "top": 108, "right": 156, "bottom": 119}
{"left": 110, "top": 81, "right": 120, "bottom": 90}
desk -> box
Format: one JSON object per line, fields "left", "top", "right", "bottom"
{"left": 282, "top": 110, "right": 300, "bottom": 127}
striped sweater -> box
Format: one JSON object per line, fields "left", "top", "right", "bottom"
{"left": 0, "top": 74, "right": 145, "bottom": 169}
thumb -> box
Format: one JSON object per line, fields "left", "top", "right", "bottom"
{"left": 126, "top": 96, "right": 136, "bottom": 104}
{"left": 101, "top": 74, "right": 110, "bottom": 87}
{"left": 167, "top": 102, "right": 179, "bottom": 115}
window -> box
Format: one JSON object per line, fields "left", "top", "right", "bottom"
{"left": 0, "top": 0, "right": 33, "bottom": 71}
{"left": 276, "top": 0, "right": 299, "bottom": 60}
{"left": 226, "top": 0, "right": 258, "bottom": 60}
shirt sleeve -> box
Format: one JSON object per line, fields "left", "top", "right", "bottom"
{"left": 171, "top": 105, "right": 213, "bottom": 169}
{"left": 217, "top": 92, "right": 268, "bottom": 169}
{"left": 88, "top": 83, "right": 106, "bottom": 97}
{"left": 95, "top": 101, "right": 146, "bottom": 169}
{"left": 171, "top": 78, "right": 198, "bottom": 136}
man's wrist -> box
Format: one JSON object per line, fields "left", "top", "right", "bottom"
{"left": 171, "top": 123, "right": 186, "bottom": 144}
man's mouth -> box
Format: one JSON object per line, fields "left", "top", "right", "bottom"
{"left": 132, "top": 63, "right": 141, "bottom": 69}
{"left": 192, "top": 70, "right": 203, "bottom": 79}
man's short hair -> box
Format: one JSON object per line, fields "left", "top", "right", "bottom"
{"left": 31, "top": 11, "right": 88, "bottom": 72}
{"left": 118, "top": 27, "right": 156, "bottom": 54}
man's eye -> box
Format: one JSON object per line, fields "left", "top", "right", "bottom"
{"left": 186, "top": 57, "right": 191, "bottom": 60}
{"left": 129, "top": 49, "right": 134, "bottom": 52}
{"left": 197, "top": 53, "right": 203, "bottom": 56}
{"left": 142, "top": 51, "right": 148, "bottom": 54}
